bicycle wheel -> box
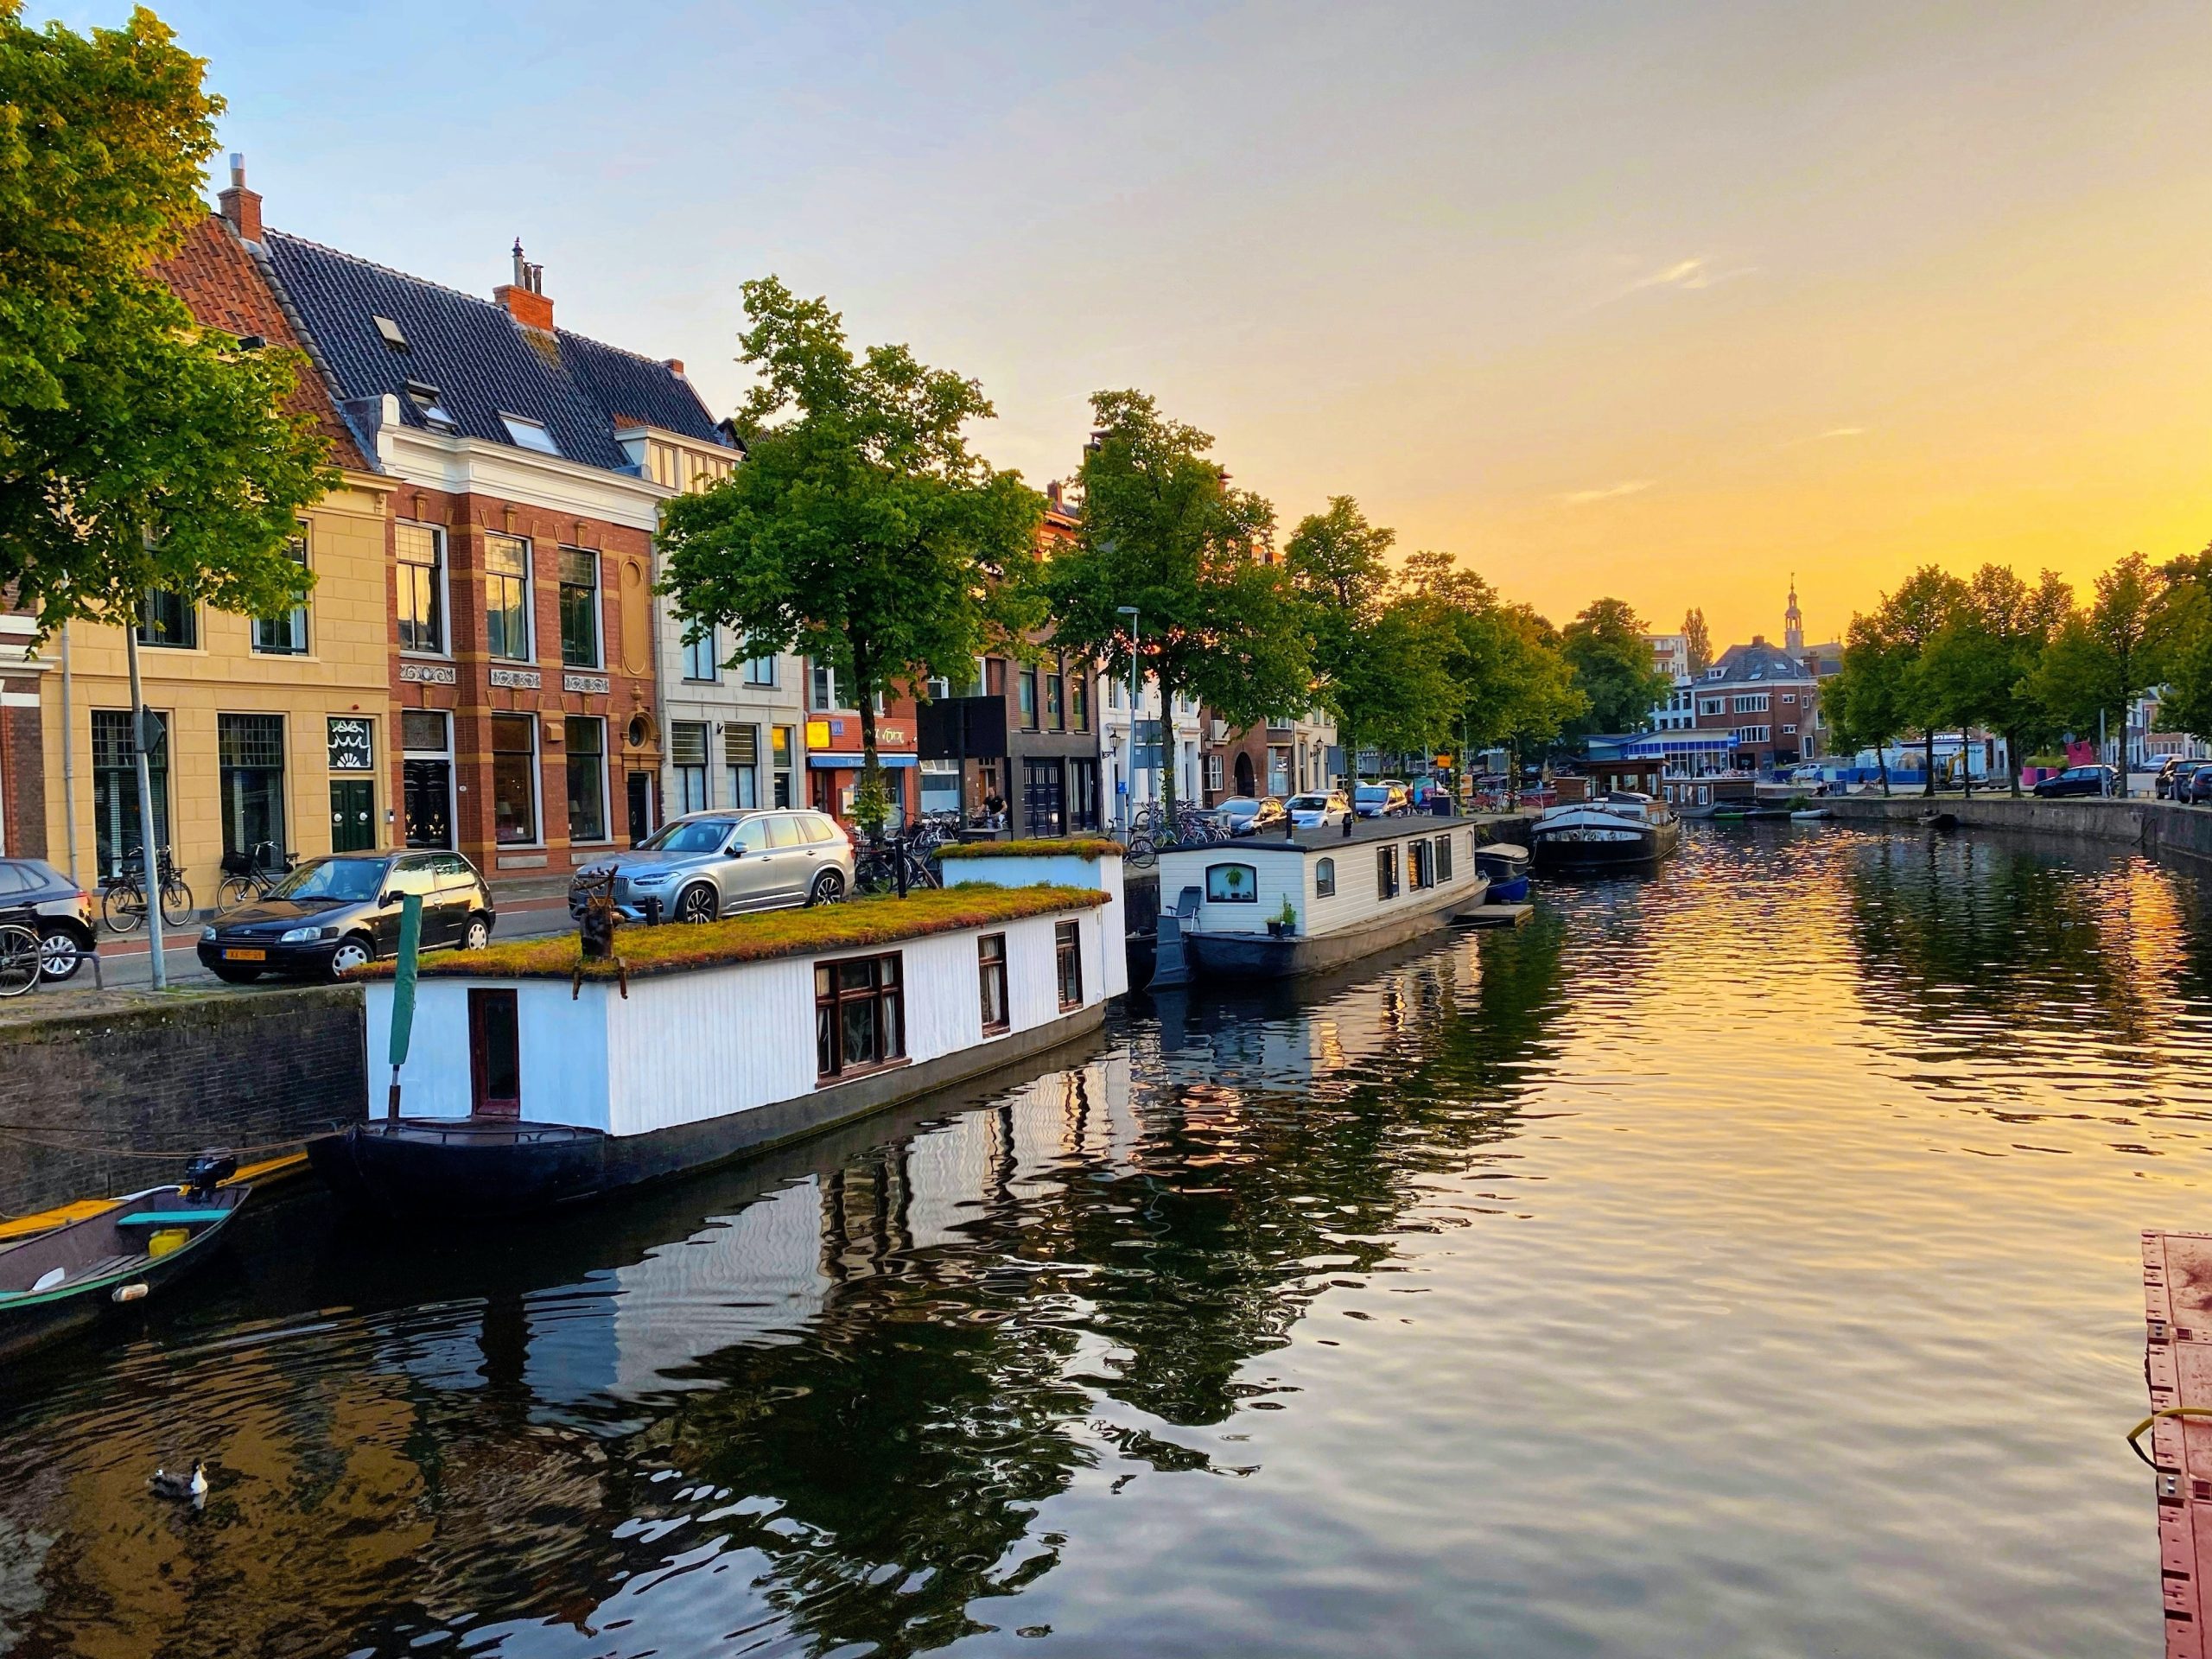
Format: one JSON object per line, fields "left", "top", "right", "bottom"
{"left": 1125, "top": 835, "right": 1157, "bottom": 869}
{"left": 215, "top": 874, "right": 255, "bottom": 910}
{"left": 906, "top": 855, "right": 942, "bottom": 891}
{"left": 0, "top": 925, "right": 41, "bottom": 997}
{"left": 102, "top": 882, "right": 146, "bottom": 933}
{"left": 852, "top": 850, "right": 897, "bottom": 896}
{"left": 160, "top": 876, "right": 195, "bottom": 929}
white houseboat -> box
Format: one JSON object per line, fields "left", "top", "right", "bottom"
{"left": 311, "top": 849, "right": 1127, "bottom": 1216}
{"left": 1154, "top": 817, "right": 1487, "bottom": 982}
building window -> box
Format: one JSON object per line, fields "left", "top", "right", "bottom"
{"left": 744, "top": 653, "right": 776, "bottom": 686}
{"left": 1046, "top": 672, "right": 1065, "bottom": 731}
{"left": 1055, "top": 919, "right": 1084, "bottom": 1010}
{"left": 810, "top": 661, "right": 837, "bottom": 711}
{"left": 1731, "top": 693, "right": 1769, "bottom": 714}
{"left": 1376, "top": 844, "right": 1400, "bottom": 899}
{"left": 1071, "top": 675, "right": 1090, "bottom": 733}
{"left": 771, "top": 725, "right": 795, "bottom": 807}
{"left": 485, "top": 534, "right": 531, "bottom": 662}
{"left": 137, "top": 587, "right": 195, "bottom": 649}
{"left": 671, "top": 720, "right": 710, "bottom": 814}
{"left": 491, "top": 713, "right": 539, "bottom": 844}
{"left": 1019, "top": 668, "right": 1039, "bottom": 730}
{"left": 985, "top": 658, "right": 1007, "bottom": 697}
{"left": 558, "top": 549, "right": 601, "bottom": 669}
{"left": 1698, "top": 696, "right": 1723, "bottom": 716}
{"left": 1782, "top": 723, "right": 1798, "bottom": 736}
{"left": 1022, "top": 757, "right": 1065, "bottom": 836}
{"left": 1435, "top": 836, "right": 1452, "bottom": 881}
{"left": 726, "top": 722, "right": 760, "bottom": 808}
{"left": 218, "top": 714, "right": 287, "bottom": 860}
{"left": 92, "top": 709, "right": 168, "bottom": 874}
{"left": 683, "top": 624, "right": 719, "bottom": 683}
{"left": 499, "top": 413, "right": 560, "bottom": 455}
{"left": 1315, "top": 857, "right": 1336, "bottom": 898}
{"left": 567, "top": 716, "right": 607, "bottom": 842}
{"left": 1206, "top": 862, "right": 1258, "bottom": 902}
{"left": 1782, "top": 693, "right": 1797, "bottom": 705}
{"left": 397, "top": 523, "right": 446, "bottom": 654}
{"left": 1106, "top": 677, "right": 1122, "bottom": 711}
{"left": 817, "top": 953, "right": 906, "bottom": 1078}
{"left": 252, "top": 531, "right": 310, "bottom": 655}
{"left": 1205, "top": 753, "right": 1224, "bottom": 791}
{"left": 978, "top": 934, "right": 1009, "bottom": 1033}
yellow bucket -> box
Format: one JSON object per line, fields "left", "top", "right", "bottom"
{"left": 146, "top": 1228, "right": 190, "bottom": 1260}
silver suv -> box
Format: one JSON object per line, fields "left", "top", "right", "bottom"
{"left": 577, "top": 809, "right": 855, "bottom": 924}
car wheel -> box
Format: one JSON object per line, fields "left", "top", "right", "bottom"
{"left": 676, "top": 884, "right": 719, "bottom": 925}
{"left": 461, "top": 914, "right": 491, "bottom": 950}
{"left": 327, "top": 935, "right": 374, "bottom": 978}
{"left": 208, "top": 962, "right": 262, "bottom": 985}
{"left": 36, "top": 926, "right": 86, "bottom": 981}
{"left": 808, "top": 869, "right": 847, "bottom": 906}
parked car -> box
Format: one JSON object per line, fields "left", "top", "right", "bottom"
{"left": 0, "top": 856, "right": 95, "bottom": 981}
{"left": 1352, "top": 783, "right": 1410, "bottom": 819}
{"left": 1284, "top": 791, "right": 1352, "bottom": 830}
{"left": 197, "top": 849, "right": 496, "bottom": 982}
{"left": 2183, "top": 763, "right": 2212, "bottom": 806}
{"left": 574, "top": 808, "right": 856, "bottom": 925}
{"left": 2167, "top": 760, "right": 2209, "bottom": 803}
{"left": 1213, "top": 796, "right": 1288, "bottom": 837}
{"left": 2031, "top": 765, "right": 2118, "bottom": 799}
{"left": 2157, "top": 756, "right": 2187, "bottom": 799}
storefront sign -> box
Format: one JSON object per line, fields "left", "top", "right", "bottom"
{"left": 805, "top": 720, "right": 832, "bottom": 750}
{"left": 327, "top": 715, "right": 375, "bottom": 772}
{"left": 399, "top": 661, "right": 457, "bottom": 685}
{"left": 489, "top": 667, "right": 542, "bottom": 690}
{"left": 877, "top": 725, "right": 907, "bottom": 746}
{"left": 563, "top": 671, "right": 612, "bottom": 694}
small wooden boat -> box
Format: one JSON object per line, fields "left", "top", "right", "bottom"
{"left": 1789, "top": 808, "right": 1831, "bottom": 821}
{"left": 0, "top": 1154, "right": 247, "bottom": 1364}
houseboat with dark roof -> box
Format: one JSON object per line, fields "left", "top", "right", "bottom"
{"left": 1154, "top": 817, "right": 1487, "bottom": 982}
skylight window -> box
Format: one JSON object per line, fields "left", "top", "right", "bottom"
{"left": 500, "top": 413, "right": 560, "bottom": 455}
{"left": 404, "top": 379, "right": 454, "bottom": 430}
{"left": 373, "top": 315, "right": 408, "bottom": 350}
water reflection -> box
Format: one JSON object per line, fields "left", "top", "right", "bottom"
{"left": 0, "top": 830, "right": 2203, "bottom": 1656}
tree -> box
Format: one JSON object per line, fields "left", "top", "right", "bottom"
{"left": 1041, "top": 391, "right": 1312, "bottom": 817}
{"left": 1914, "top": 565, "right": 2071, "bottom": 795}
{"left": 1400, "top": 553, "right": 1583, "bottom": 786}
{"left": 1286, "top": 498, "right": 1457, "bottom": 772}
{"left": 658, "top": 277, "right": 1046, "bottom": 833}
{"left": 1681, "top": 607, "right": 1713, "bottom": 676}
{"left": 1560, "top": 597, "right": 1670, "bottom": 740}
{"left": 2026, "top": 553, "right": 2165, "bottom": 793}
{"left": 1824, "top": 614, "right": 1906, "bottom": 794}
{"left": 1867, "top": 566, "right": 1967, "bottom": 794}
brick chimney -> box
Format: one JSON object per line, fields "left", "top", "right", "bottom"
{"left": 495, "top": 239, "right": 554, "bottom": 332}
{"left": 664, "top": 358, "right": 685, "bottom": 375}
{"left": 217, "top": 153, "right": 262, "bottom": 244}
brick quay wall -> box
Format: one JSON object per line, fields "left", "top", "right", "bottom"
{"left": 1821, "top": 793, "right": 2212, "bottom": 868}
{"left": 0, "top": 986, "right": 365, "bottom": 1218}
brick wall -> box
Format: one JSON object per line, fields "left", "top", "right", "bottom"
{"left": 1, "top": 701, "right": 44, "bottom": 859}
{"left": 0, "top": 986, "right": 365, "bottom": 1217}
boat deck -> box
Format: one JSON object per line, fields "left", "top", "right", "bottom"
{"left": 2140, "top": 1230, "right": 2212, "bottom": 1655}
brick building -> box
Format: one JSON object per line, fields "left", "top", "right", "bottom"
{"left": 1688, "top": 637, "right": 1821, "bottom": 771}
{"left": 0, "top": 607, "right": 44, "bottom": 859}
{"left": 259, "top": 198, "right": 736, "bottom": 878}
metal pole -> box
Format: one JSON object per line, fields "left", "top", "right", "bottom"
{"left": 124, "top": 615, "right": 166, "bottom": 990}
{"left": 60, "top": 620, "right": 79, "bottom": 887}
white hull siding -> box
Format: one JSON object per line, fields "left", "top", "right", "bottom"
{"left": 365, "top": 905, "right": 1109, "bottom": 1140}
{"left": 1160, "top": 823, "right": 1484, "bottom": 941}
{"left": 944, "top": 852, "right": 1128, "bottom": 999}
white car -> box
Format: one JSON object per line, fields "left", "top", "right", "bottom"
{"left": 1284, "top": 791, "right": 1351, "bottom": 830}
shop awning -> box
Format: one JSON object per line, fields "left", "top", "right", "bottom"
{"left": 806, "top": 753, "right": 918, "bottom": 769}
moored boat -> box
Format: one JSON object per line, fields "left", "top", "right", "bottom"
{"left": 0, "top": 1154, "right": 248, "bottom": 1364}
{"left": 1529, "top": 792, "right": 1681, "bottom": 874}
{"left": 1475, "top": 842, "right": 1531, "bottom": 903}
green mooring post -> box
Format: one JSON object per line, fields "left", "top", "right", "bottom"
{"left": 386, "top": 893, "right": 423, "bottom": 1120}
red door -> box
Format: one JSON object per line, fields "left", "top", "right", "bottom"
{"left": 468, "top": 988, "right": 521, "bottom": 1118}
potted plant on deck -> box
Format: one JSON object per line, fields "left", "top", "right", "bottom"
{"left": 1268, "top": 897, "right": 1298, "bottom": 939}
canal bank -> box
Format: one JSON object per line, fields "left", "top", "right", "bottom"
{"left": 1823, "top": 791, "right": 2212, "bottom": 866}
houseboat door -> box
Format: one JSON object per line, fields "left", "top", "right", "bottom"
{"left": 467, "top": 988, "right": 521, "bottom": 1118}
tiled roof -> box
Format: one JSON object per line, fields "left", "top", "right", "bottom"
{"left": 1706, "top": 640, "right": 1814, "bottom": 684}
{"left": 150, "top": 215, "right": 369, "bottom": 472}
{"left": 260, "top": 231, "right": 729, "bottom": 474}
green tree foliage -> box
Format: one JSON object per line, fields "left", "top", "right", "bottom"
{"left": 0, "top": 3, "right": 332, "bottom": 635}
{"left": 1866, "top": 566, "right": 1968, "bottom": 794}
{"left": 1560, "top": 597, "right": 1669, "bottom": 740}
{"left": 1041, "top": 390, "right": 1312, "bottom": 814}
{"left": 1400, "top": 552, "right": 1583, "bottom": 765}
{"left": 1681, "top": 607, "right": 1712, "bottom": 675}
{"left": 658, "top": 277, "right": 1046, "bottom": 832}
{"left": 1914, "top": 565, "right": 2071, "bottom": 794}
{"left": 1823, "top": 613, "right": 1908, "bottom": 794}
{"left": 2025, "top": 553, "right": 2164, "bottom": 791}
{"left": 1285, "top": 498, "right": 1457, "bottom": 767}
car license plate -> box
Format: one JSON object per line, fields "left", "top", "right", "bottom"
{"left": 224, "top": 948, "right": 266, "bottom": 962}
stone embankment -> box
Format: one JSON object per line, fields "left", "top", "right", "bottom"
{"left": 0, "top": 985, "right": 365, "bottom": 1217}
{"left": 1822, "top": 793, "right": 2212, "bottom": 867}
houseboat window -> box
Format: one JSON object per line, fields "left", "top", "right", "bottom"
{"left": 816, "top": 953, "right": 906, "bottom": 1078}
{"left": 468, "top": 988, "right": 521, "bottom": 1118}
{"left": 1314, "top": 857, "right": 1336, "bottom": 898}
{"left": 1055, "top": 921, "right": 1084, "bottom": 1010}
{"left": 978, "top": 934, "right": 1009, "bottom": 1033}
{"left": 1409, "top": 839, "right": 1432, "bottom": 889}
{"left": 1376, "top": 844, "right": 1400, "bottom": 899}
{"left": 1206, "top": 863, "right": 1259, "bottom": 903}
{"left": 1435, "top": 836, "right": 1452, "bottom": 880}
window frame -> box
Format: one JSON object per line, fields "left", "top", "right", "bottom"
{"left": 1054, "top": 920, "right": 1084, "bottom": 1011}
{"left": 978, "top": 933, "right": 1010, "bottom": 1034}
{"left": 137, "top": 587, "right": 197, "bottom": 651}
{"left": 816, "top": 951, "right": 907, "bottom": 1080}
{"left": 671, "top": 719, "right": 712, "bottom": 815}
{"left": 217, "top": 713, "right": 289, "bottom": 861}
{"left": 1376, "top": 843, "right": 1400, "bottom": 899}
{"left": 484, "top": 533, "right": 533, "bottom": 664}
{"left": 1314, "top": 856, "right": 1336, "bottom": 898}
{"left": 557, "top": 547, "right": 602, "bottom": 670}
{"left": 396, "top": 522, "right": 449, "bottom": 657}
{"left": 682, "top": 623, "right": 720, "bottom": 683}
{"left": 565, "top": 715, "right": 609, "bottom": 843}
{"left": 1205, "top": 861, "right": 1259, "bottom": 903}
{"left": 489, "top": 711, "right": 541, "bottom": 846}
{"left": 251, "top": 528, "right": 312, "bottom": 656}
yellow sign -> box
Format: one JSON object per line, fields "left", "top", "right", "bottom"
{"left": 805, "top": 720, "right": 831, "bottom": 750}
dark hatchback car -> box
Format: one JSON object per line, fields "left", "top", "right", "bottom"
{"left": 2031, "top": 765, "right": 2118, "bottom": 799}
{"left": 197, "top": 849, "right": 495, "bottom": 983}
{"left": 0, "top": 855, "right": 95, "bottom": 980}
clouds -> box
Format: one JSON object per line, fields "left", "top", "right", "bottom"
{"left": 1613, "top": 256, "right": 1761, "bottom": 301}
{"left": 1557, "top": 479, "right": 1656, "bottom": 506}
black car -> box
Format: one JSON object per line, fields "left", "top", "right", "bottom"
{"left": 2157, "top": 757, "right": 2186, "bottom": 799}
{"left": 2031, "top": 765, "right": 2117, "bottom": 799}
{"left": 2184, "top": 764, "right": 2212, "bottom": 806}
{"left": 197, "top": 849, "right": 496, "bottom": 983}
{"left": 0, "top": 855, "right": 96, "bottom": 981}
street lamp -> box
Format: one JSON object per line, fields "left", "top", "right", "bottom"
{"left": 1117, "top": 605, "right": 1141, "bottom": 830}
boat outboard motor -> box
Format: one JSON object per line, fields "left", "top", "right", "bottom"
{"left": 183, "top": 1150, "right": 238, "bottom": 1200}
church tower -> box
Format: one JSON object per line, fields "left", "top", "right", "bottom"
{"left": 1784, "top": 575, "right": 1805, "bottom": 656}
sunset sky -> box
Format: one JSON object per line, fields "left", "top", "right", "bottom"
{"left": 66, "top": 0, "right": 2212, "bottom": 647}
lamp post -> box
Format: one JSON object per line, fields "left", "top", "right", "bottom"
{"left": 1117, "top": 605, "right": 1141, "bottom": 830}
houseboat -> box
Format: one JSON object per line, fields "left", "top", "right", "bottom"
{"left": 1528, "top": 791, "right": 1681, "bottom": 873}
{"left": 310, "top": 849, "right": 1127, "bottom": 1216}
{"left": 1153, "top": 817, "right": 1487, "bottom": 983}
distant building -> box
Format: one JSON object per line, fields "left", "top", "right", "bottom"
{"left": 1689, "top": 636, "right": 1821, "bottom": 771}
{"left": 1645, "top": 632, "right": 1692, "bottom": 683}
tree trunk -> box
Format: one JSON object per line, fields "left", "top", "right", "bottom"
{"left": 2005, "top": 728, "right": 2022, "bottom": 797}
{"left": 851, "top": 643, "right": 889, "bottom": 838}
{"left": 1877, "top": 745, "right": 1891, "bottom": 797}
{"left": 1158, "top": 680, "right": 1178, "bottom": 823}
{"left": 1923, "top": 729, "right": 1936, "bottom": 797}
{"left": 1961, "top": 728, "right": 1973, "bottom": 797}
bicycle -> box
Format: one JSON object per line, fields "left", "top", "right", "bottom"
{"left": 1124, "top": 801, "right": 1224, "bottom": 868}
{"left": 853, "top": 830, "right": 944, "bottom": 898}
{"left": 100, "top": 846, "right": 194, "bottom": 933}
{"left": 215, "top": 841, "right": 296, "bottom": 910}
{"left": 0, "top": 912, "right": 42, "bottom": 998}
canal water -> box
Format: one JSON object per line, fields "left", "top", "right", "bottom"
{"left": 0, "top": 825, "right": 2200, "bottom": 1657}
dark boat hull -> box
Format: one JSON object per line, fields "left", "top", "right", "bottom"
{"left": 1530, "top": 817, "right": 1681, "bottom": 873}
{"left": 1181, "top": 886, "right": 1482, "bottom": 982}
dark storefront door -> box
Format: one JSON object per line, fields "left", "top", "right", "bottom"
{"left": 330, "top": 779, "right": 377, "bottom": 853}
{"left": 1022, "top": 759, "right": 1065, "bottom": 837}
{"left": 403, "top": 759, "right": 452, "bottom": 849}
{"left": 626, "top": 772, "right": 656, "bottom": 846}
